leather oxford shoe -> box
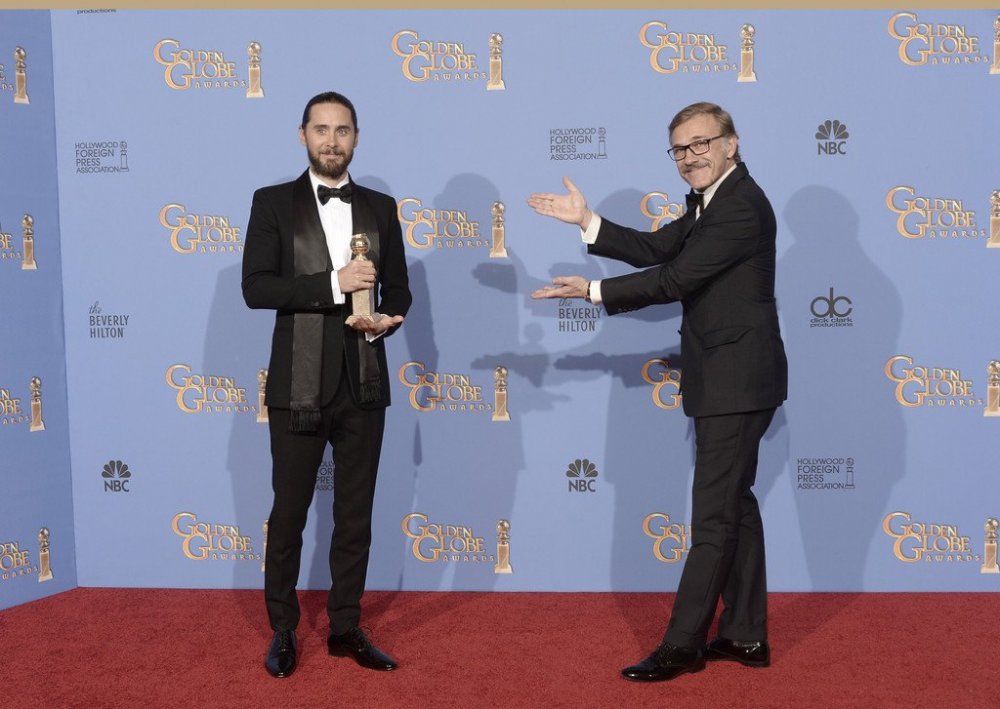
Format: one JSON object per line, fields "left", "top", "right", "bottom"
{"left": 621, "top": 642, "right": 705, "bottom": 682}
{"left": 705, "top": 637, "right": 771, "bottom": 667}
{"left": 327, "top": 627, "right": 397, "bottom": 671}
{"left": 264, "top": 629, "right": 297, "bottom": 678}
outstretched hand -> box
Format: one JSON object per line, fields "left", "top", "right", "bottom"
{"left": 527, "top": 176, "right": 591, "bottom": 229}
{"left": 531, "top": 275, "right": 589, "bottom": 301}
{"left": 347, "top": 313, "right": 404, "bottom": 335}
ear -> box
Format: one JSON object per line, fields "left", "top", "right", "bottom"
{"left": 298, "top": 127, "right": 306, "bottom": 146}
{"left": 726, "top": 136, "right": 738, "bottom": 160}
{"left": 353, "top": 130, "right": 360, "bottom": 149}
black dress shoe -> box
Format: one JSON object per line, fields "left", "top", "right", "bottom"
{"left": 327, "top": 627, "right": 397, "bottom": 671}
{"left": 264, "top": 629, "right": 297, "bottom": 678}
{"left": 621, "top": 643, "right": 706, "bottom": 682}
{"left": 705, "top": 637, "right": 771, "bottom": 667}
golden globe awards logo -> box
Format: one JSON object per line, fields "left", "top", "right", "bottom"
{"left": 401, "top": 513, "right": 499, "bottom": 566}
{"left": 0, "top": 377, "right": 42, "bottom": 430}
{"left": 641, "top": 192, "right": 686, "bottom": 230}
{"left": 397, "top": 198, "right": 488, "bottom": 251}
{"left": 643, "top": 513, "right": 691, "bottom": 563}
{"left": 165, "top": 364, "right": 256, "bottom": 415}
{"left": 398, "top": 361, "right": 498, "bottom": 415}
{"left": 882, "top": 511, "right": 979, "bottom": 563}
{"left": 391, "top": 31, "right": 506, "bottom": 88}
{"left": 642, "top": 359, "right": 682, "bottom": 411}
{"left": 160, "top": 204, "right": 243, "bottom": 254}
{"left": 886, "top": 186, "right": 985, "bottom": 240}
{"left": 171, "top": 512, "right": 261, "bottom": 561}
{"left": 0, "top": 538, "right": 38, "bottom": 581}
{"left": 884, "top": 355, "right": 983, "bottom": 408}
{"left": 640, "top": 21, "right": 750, "bottom": 77}
{"left": 153, "top": 39, "right": 265, "bottom": 94}
{"left": 887, "top": 13, "right": 990, "bottom": 67}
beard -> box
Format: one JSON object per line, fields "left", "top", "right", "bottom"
{"left": 308, "top": 146, "right": 354, "bottom": 182}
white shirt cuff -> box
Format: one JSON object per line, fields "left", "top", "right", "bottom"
{"left": 330, "top": 271, "right": 346, "bottom": 305}
{"left": 581, "top": 212, "right": 602, "bottom": 244}
{"left": 590, "top": 280, "right": 603, "bottom": 306}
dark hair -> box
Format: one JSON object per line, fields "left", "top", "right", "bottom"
{"left": 300, "top": 91, "right": 358, "bottom": 132}
{"left": 669, "top": 101, "right": 741, "bottom": 162}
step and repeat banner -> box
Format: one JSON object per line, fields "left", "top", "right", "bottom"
{"left": 0, "top": 10, "right": 77, "bottom": 612}
{"left": 3, "top": 9, "right": 999, "bottom": 609}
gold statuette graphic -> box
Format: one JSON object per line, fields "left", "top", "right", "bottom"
{"left": 988, "top": 190, "right": 1000, "bottom": 248}
{"left": 985, "top": 361, "right": 1000, "bottom": 416}
{"left": 256, "top": 368, "right": 269, "bottom": 423}
{"left": 492, "top": 365, "right": 510, "bottom": 422}
{"left": 261, "top": 519, "right": 268, "bottom": 572}
{"left": 487, "top": 33, "right": 506, "bottom": 91}
{"left": 247, "top": 41, "right": 264, "bottom": 99}
{"left": 37, "top": 528, "right": 53, "bottom": 582}
{"left": 29, "top": 376, "right": 45, "bottom": 432}
{"left": 21, "top": 213, "right": 36, "bottom": 270}
{"left": 982, "top": 518, "right": 1000, "bottom": 573}
{"left": 14, "top": 46, "right": 29, "bottom": 104}
{"left": 738, "top": 24, "right": 757, "bottom": 83}
{"left": 991, "top": 17, "right": 1000, "bottom": 75}
{"left": 494, "top": 520, "right": 512, "bottom": 574}
{"left": 489, "top": 201, "right": 507, "bottom": 258}
{"left": 346, "top": 233, "right": 375, "bottom": 326}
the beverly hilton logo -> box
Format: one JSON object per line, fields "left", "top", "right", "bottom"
{"left": 641, "top": 192, "right": 686, "bottom": 230}
{"left": 391, "top": 31, "right": 505, "bottom": 88}
{"left": 398, "top": 198, "right": 507, "bottom": 256}
{"left": 816, "top": 120, "right": 849, "bottom": 156}
{"left": 882, "top": 511, "right": 979, "bottom": 563}
{"left": 398, "top": 361, "right": 509, "bottom": 419}
{"left": 160, "top": 204, "right": 243, "bottom": 254}
{"left": 401, "top": 513, "right": 511, "bottom": 572}
{"left": 887, "top": 13, "right": 991, "bottom": 68}
{"left": 165, "top": 364, "right": 257, "bottom": 415}
{"left": 172, "top": 512, "right": 261, "bottom": 561}
{"left": 640, "top": 21, "right": 757, "bottom": 80}
{"left": 153, "top": 39, "right": 264, "bottom": 95}
{"left": 884, "top": 355, "right": 983, "bottom": 408}
{"left": 643, "top": 513, "right": 691, "bottom": 563}
{"left": 88, "top": 301, "right": 130, "bottom": 340}
{"left": 886, "top": 186, "right": 986, "bottom": 241}
{"left": 642, "top": 358, "right": 682, "bottom": 411}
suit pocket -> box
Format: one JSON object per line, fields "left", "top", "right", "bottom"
{"left": 701, "top": 326, "right": 751, "bottom": 349}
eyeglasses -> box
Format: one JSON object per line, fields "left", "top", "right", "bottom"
{"left": 667, "top": 135, "right": 725, "bottom": 161}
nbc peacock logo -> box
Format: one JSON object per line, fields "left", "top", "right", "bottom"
{"left": 816, "top": 120, "right": 849, "bottom": 156}
{"left": 102, "top": 459, "right": 132, "bottom": 493}
{"left": 566, "top": 458, "right": 599, "bottom": 492}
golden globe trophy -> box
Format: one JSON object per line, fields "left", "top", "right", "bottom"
{"left": 29, "top": 376, "right": 45, "bottom": 432}
{"left": 247, "top": 41, "right": 264, "bottom": 98}
{"left": 985, "top": 361, "right": 1000, "bottom": 416}
{"left": 489, "top": 201, "right": 508, "bottom": 258}
{"left": 346, "top": 233, "right": 375, "bottom": 326}
{"left": 737, "top": 24, "right": 757, "bottom": 83}
{"left": 982, "top": 518, "right": 1000, "bottom": 573}
{"left": 14, "top": 46, "right": 29, "bottom": 104}
{"left": 991, "top": 17, "right": 1000, "bottom": 75}
{"left": 262, "top": 519, "right": 268, "bottom": 572}
{"left": 988, "top": 190, "right": 1000, "bottom": 248}
{"left": 492, "top": 365, "right": 510, "bottom": 422}
{"left": 494, "top": 520, "right": 512, "bottom": 574}
{"left": 487, "top": 33, "right": 506, "bottom": 91}
{"left": 38, "top": 528, "right": 53, "bottom": 582}
{"left": 21, "top": 213, "right": 36, "bottom": 270}
{"left": 256, "top": 368, "right": 269, "bottom": 423}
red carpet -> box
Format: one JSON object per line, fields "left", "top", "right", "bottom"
{"left": 2, "top": 589, "right": 994, "bottom": 708}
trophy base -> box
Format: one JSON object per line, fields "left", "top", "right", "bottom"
{"left": 256, "top": 410, "right": 269, "bottom": 424}
{"left": 30, "top": 422, "right": 45, "bottom": 432}
{"left": 487, "top": 81, "right": 506, "bottom": 91}
{"left": 737, "top": 74, "right": 757, "bottom": 83}
{"left": 22, "top": 262, "right": 37, "bottom": 270}
{"left": 984, "top": 410, "right": 1000, "bottom": 417}
{"left": 986, "top": 241, "right": 1000, "bottom": 248}
{"left": 246, "top": 89, "right": 264, "bottom": 99}
{"left": 489, "top": 247, "right": 508, "bottom": 259}
{"left": 14, "top": 96, "right": 29, "bottom": 105}
{"left": 491, "top": 412, "right": 510, "bottom": 422}
{"left": 38, "top": 570, "right": 53, "bottom": 582}
{"left": 494, "top": 567, "right": 512, "bottom": 574}
{"left": 980, "top": 566, "right": 1000, "bottom": 574}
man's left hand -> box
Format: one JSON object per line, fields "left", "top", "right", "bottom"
{"left": 347, "top": 313, "right": 404, "bottom": 335}
{"left": 531, "top": 276, "right": 588, "bottom": 300}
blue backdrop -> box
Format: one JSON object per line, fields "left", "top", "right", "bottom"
{"left": 2, "top": 8, "right": 999, "bottom": 611}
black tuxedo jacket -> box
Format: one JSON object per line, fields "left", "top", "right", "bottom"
{"left": 242, "top": 170, "right": 411, "bottom": 410}
{"left": 591, "top": 163, "right": 787, "bottom": 418}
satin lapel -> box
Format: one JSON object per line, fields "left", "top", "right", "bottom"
{"left": 292, "top": 170, "right": 329, "bottom": 272}
{"left": 684, "top": 163, "right": 749, "bottom": 242}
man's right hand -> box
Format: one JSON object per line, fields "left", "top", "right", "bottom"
{"left": 337, "top": 259, "right": 377, "bottom": 293}
{"left": 527, "top": 176, "right": 592, "bottom": 229}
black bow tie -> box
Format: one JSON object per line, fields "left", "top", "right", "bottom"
{"left": 685, "top": 191, "right": 704, "bottom": 215}
{"left": 317, "top": 183, "right": 353, "bottom": 205}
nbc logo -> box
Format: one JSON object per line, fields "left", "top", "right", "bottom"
{"left": 816, "top": 119, "right": 849, "bottom": 156}
{"left": 102, "top": 459, "right": 132, "bottom": 493}
{"left": 566, "top": 458, "right": 598, "bottom": 492}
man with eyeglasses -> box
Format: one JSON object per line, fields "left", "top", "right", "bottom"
{"left": 528, "top": 102, "right": 787, "bottom": 683}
